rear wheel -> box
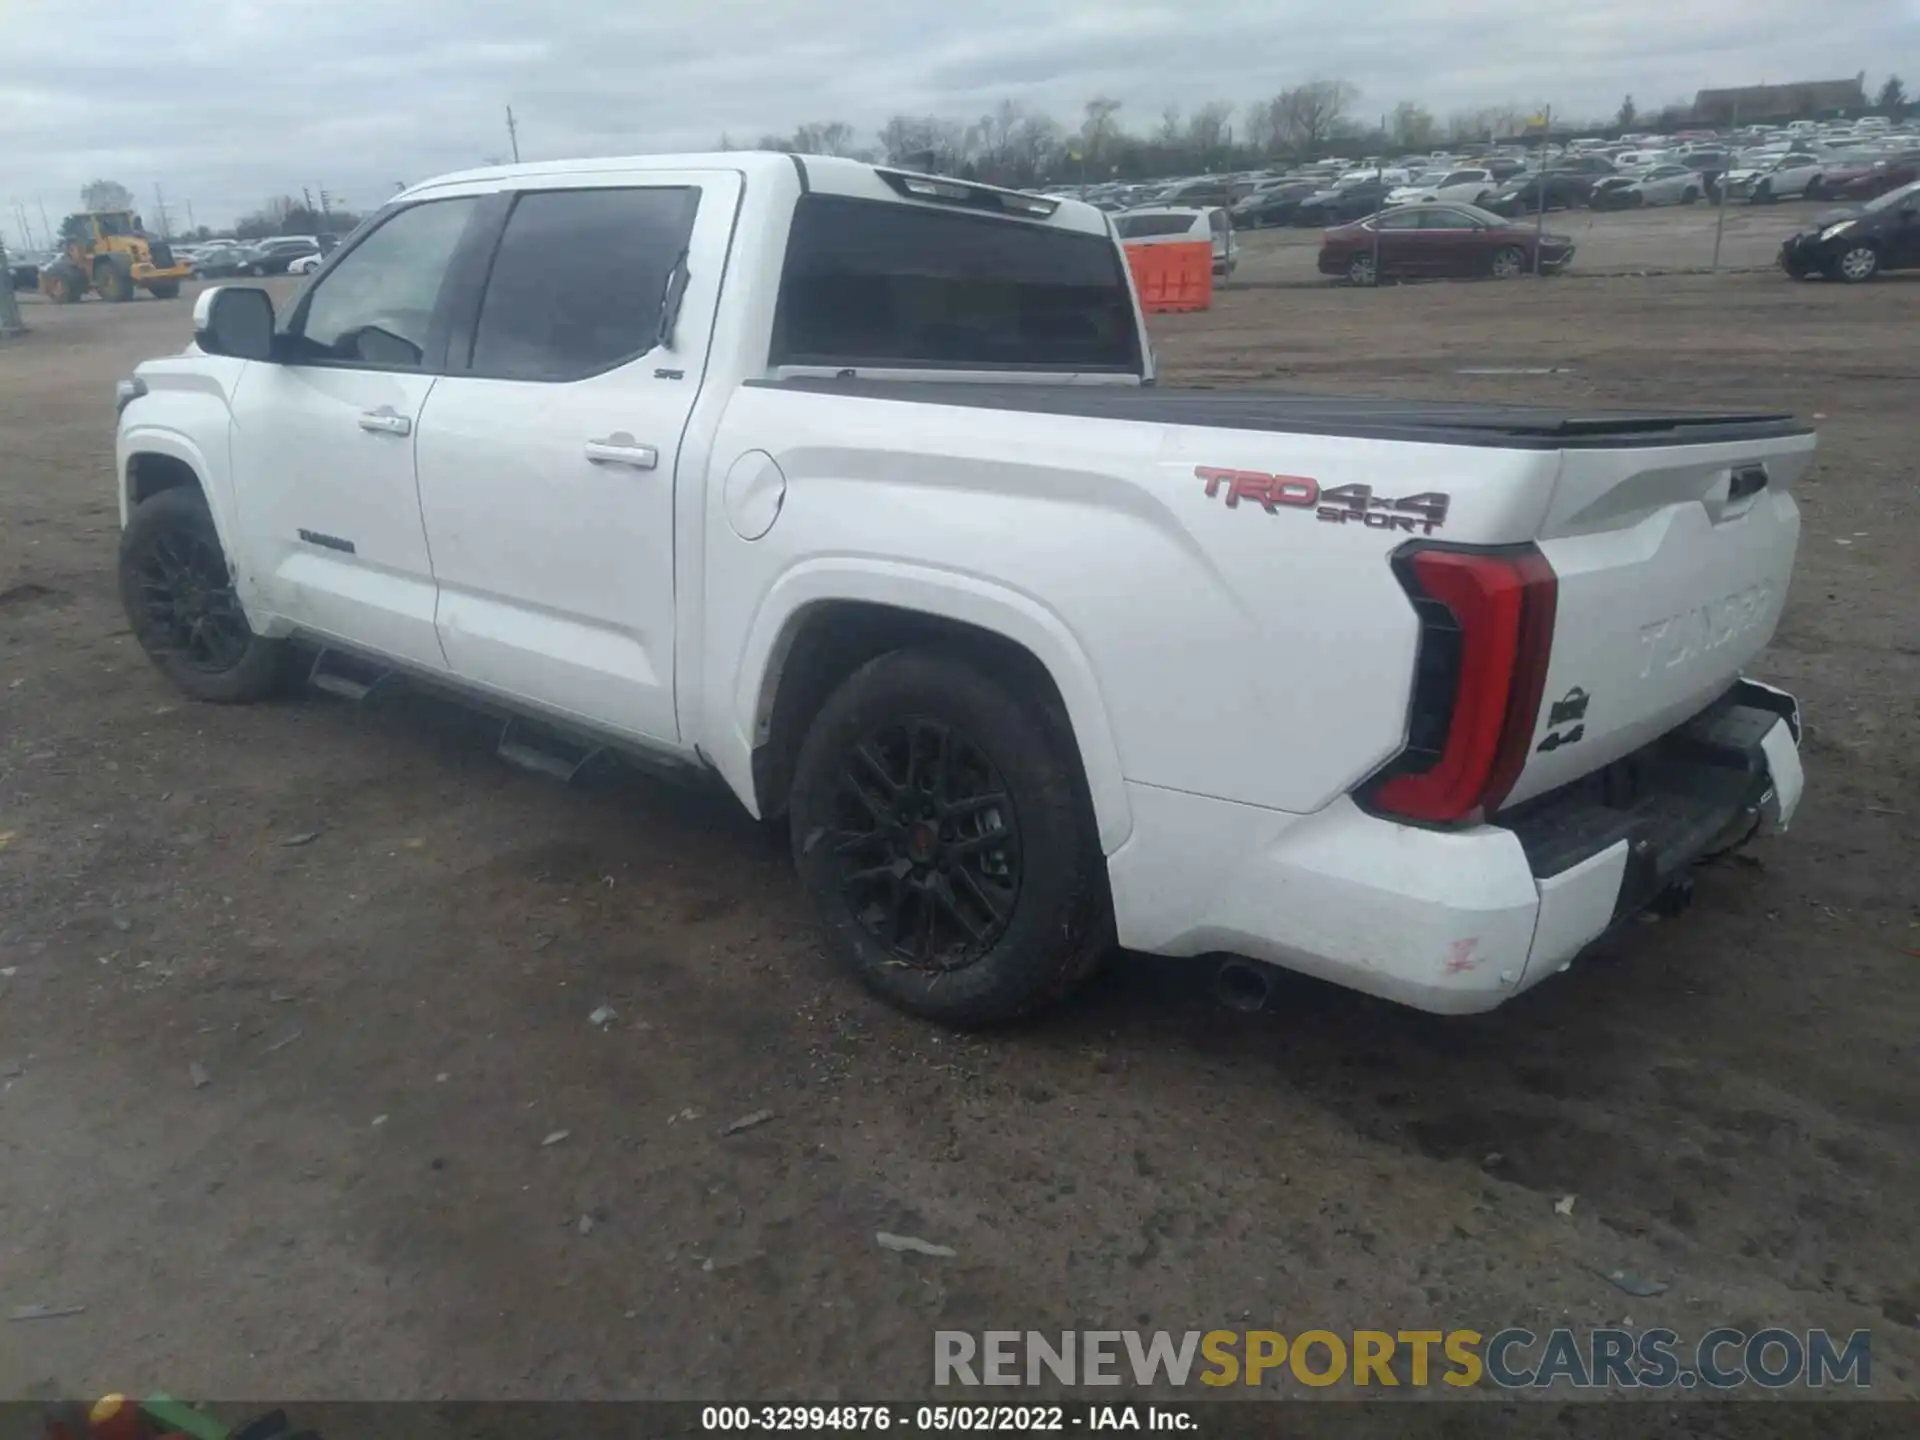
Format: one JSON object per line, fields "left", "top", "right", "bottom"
{"left": 1805, "top": 177, "right": 1826, "bottom": 201}
{"left": 1832, "top": 245, "right": 1880, "bottom": 283}
{"left": 1347, "top": 251, "right": 1378, "bottom": 287}
{"left": 1490, "top": 246, "right": 1527, "bottom": 280}
{"left": 788, "top": 650, "right": 1110, "bottom": 1027}
{"left": 43, "top": 264, "right": 85, "bottom": 303}
{"left": 118, "top": 487, "right": 291, "bottom": 703}
{"left": 146, "top": 280, "right": 181, "bottom": 299}
{"left": 1681, "top": 187, "right": 1701, "bottom": 205}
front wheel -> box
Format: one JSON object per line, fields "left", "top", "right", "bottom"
{"left": 788, "top": 650, "right": 1110, "bottom": 1027}
{"left": 1832, "top": 244, "right": 1880, "bottom": 283}
{"left": 1681, "top": 187, "right": 1701, "bottom": 205}
{"left": 146, "top": 281, "right": 181, "bottom": 299}
{"left": 119, "top": 487, "right": 291, "bottom": 703}
{"left": 1805, "top": 178, "right": 1826, "bottom": 201}
{"left": 1490, "top": 246, "right": 1527, "bottom": 280}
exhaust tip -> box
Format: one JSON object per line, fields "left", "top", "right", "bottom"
{"left": 1215, "top": 959, "right": 1275, "bottom": 1014}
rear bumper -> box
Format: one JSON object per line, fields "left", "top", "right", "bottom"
{"left": 1106, "top": 680, "right": 1802, "bottom": 1014}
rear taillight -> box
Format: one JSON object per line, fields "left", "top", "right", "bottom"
{"left": 1368, "top": 544, "right": 1558, "bottom": 825}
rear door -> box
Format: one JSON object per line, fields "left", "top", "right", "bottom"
{"left": 412, "top": 172, "right": 738, "bottom": 744}
{"left": 1416, "top": 206, "right": 1488, "bottom": 276}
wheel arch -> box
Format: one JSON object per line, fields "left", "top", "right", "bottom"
{"left": 118, "top": 430, "right": 239, "bottom": 562}
{"left": 722, "top": 567, "right": 1132, "bottom": 855}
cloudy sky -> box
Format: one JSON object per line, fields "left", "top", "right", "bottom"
{"left": 3, "top": 0, "right": 1913, "bottom": 238}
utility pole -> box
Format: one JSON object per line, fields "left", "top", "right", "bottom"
{"left": 152, "top": 182, "right": 173, "bottom": 236}
{"left": 506, "top": 105, "right": 521, "bottom": 163}
{"left": 186, "top": 200, "right": 196, "bottom": 234}
{"left": 1711, "top": 99, "right": 1738, "bottom": 274}
{"left": 1534, "top": 104, "right": 1552, "bottom": 276}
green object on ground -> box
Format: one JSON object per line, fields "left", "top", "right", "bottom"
{"left": 139, "top": 1395, "right": 232, "bottom": 1440}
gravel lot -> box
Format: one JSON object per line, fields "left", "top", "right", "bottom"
{"left": 1, "top": 265, "right": 1916, "bottom": 1406}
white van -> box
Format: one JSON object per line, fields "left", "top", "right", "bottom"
{"left": 1112, "top": 206, "right": 1239, "bottom": 276}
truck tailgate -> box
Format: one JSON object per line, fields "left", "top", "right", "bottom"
{"left": 1505, "top": 432, "right": 1813, "bottom": 808}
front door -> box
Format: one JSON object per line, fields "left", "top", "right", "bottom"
{"left": 229, "top": 195, "right": 481, "bottom": 670}
{"left": 413, "top": 173, "right": 739, "bottom": 745}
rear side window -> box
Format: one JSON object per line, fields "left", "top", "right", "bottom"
{"left": 774, "top": 194, "right": 1140, "bottom": 372}
{"left": 469, "top": 186, "right": 699, "bottom": 381}
{"left": 1113, "top": 213, "right": 1199, "bottom": 239}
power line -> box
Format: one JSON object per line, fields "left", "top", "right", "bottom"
{"left": 506, "top": 105, "right": 521, "bottom": 163}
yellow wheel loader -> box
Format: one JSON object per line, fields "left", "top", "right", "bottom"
{"left": 38, "top": 210, "right": 192, "bottom": 303}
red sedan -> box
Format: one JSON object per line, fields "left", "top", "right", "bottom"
{"left": 1319, "top": 203, "right": 1574, "bottom": 285}
{"left": 1829, "top": 154, "right": 1920, "bottom": 202}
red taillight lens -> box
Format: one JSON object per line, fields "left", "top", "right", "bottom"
{"left": 1371, "top": 545, "right": 1558, "bottom": 825}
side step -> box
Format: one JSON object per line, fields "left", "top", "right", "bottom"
{"left": 496, "top": 717, "right": 605, "bottom": 786}
{"left": 308, "top": 648, "right": 394, "bottom": 703}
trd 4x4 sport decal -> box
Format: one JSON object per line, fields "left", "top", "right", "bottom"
{"left": 1196, "top": 467, "right": 1450, "bottom": 534}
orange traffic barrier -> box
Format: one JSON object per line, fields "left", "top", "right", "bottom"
{"left": 1124, "top": 240, "right": 1214, "bottom": 314}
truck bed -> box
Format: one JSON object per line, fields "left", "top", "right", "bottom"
{"left": 756, "top": 378, "right": 1811, "bottom": 451}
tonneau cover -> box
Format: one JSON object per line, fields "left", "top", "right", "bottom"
{"left": 755, "top": 378, "right": 1810, "bottom": 451}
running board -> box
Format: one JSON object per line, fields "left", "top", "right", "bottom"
{"left": 308, "top": 648, "right": 394, "bottom": 703}
{"left": 496, "top": 718, "right": 605, "bottom": 786}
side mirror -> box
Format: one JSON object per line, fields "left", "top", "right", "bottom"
{"left": 193, "top": 285, "right": 276, "bottom": 360}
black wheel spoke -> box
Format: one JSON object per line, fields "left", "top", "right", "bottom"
{"left": 853, "top": 744, "right": 899, "bottom": 798}
{"left": 942, "top": 791, "right": 1010, "bottom": 822}
{"left": 951, "top": 864, "right": 1009, "bottom": 925}
{"left": 826, "top": 717, "right": 1021, "bottom": 971}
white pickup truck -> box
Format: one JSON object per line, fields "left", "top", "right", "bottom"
{"left": 114, "top": 152, "right": 1810, "bottom": 1026}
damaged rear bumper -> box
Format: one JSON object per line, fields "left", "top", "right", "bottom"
{"left": 1105, "top": 679, "right": 1803, "bottom": 1015}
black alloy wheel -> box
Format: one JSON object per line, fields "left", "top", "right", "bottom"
{"left": 828, "top": 718, "right": 1020, "bottom": 971}
{"left": 118, "top": 487, "right": 290, "bottom": 703}
{"left": 788, "top": 649, "right": 1111, "bottom": 1026}
{"left": 131, "top": 524, "right": 254, "bottom": 674}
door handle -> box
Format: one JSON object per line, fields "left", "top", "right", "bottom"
{"left": 358, "top": 406, "right": 412, "bottom": 437}
{"left": 583, "top": 432, "right": 658, "bottom": 470}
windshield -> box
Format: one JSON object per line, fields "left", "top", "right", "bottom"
{"left": 1863, "top": 178, "right": 1920, "bottom": 214}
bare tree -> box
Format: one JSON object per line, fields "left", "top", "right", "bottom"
{"left": 791, "top": 120, "right": 857, "bottom": 157}
{"left": 81, "top": 179, "right": 135, "bottom": 212}
{"left": 1157, "top": 106, "right": 1182, "bottom": 145}
{"left": 1616, "top": 95, "right": 1638, "bottom": 130}
{"left": 1081, "top": 96, "right": 1124, "bottom": 164}
{"left": 1185, "top": 101, "right": 1234, "bottom": 158}
{"left": 1389, "top": 101, "right": 1437, "bottom": 150}
{"left": 1274, "top": 80, "right": 1357, "bottom": 155}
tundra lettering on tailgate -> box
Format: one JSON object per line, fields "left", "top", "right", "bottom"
{"left": 1636, "top": 582, "right": 1776, "bottom": 679}
{"left": 1197, "top": 468, "right": 1450, "bottom": 534}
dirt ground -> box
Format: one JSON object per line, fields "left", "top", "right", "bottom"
{"left": 1, "top": 269, "right": 1916, "bottom": 1407}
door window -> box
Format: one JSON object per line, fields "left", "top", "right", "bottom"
{"left": 1373, "top": 209, "right": 1423, "bottom": 230}
{"left": 467, "top": 187, "right": 701, "bottom": 381}
{"left": 290, "top": 197, "right": 477, "bottom": 369}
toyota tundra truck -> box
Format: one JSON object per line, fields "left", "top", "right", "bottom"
{"left": 112, "top": 152, "right": 1810, "bottom": 1026}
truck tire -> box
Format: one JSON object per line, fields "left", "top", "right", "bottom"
{"left": 147, "top": 280, "right": 181, "bottom": 299}
{"left": 96, "top": 258, "right": 135, "bottom": 302}
{"left": 44, "top": 263, "right": 86, "bottom": 303}
{"left": 788, "top": 649, "right": 1111, "bottom": 1027}
{"left": 119, "top": 487, "right": 291, "bottom": 703}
